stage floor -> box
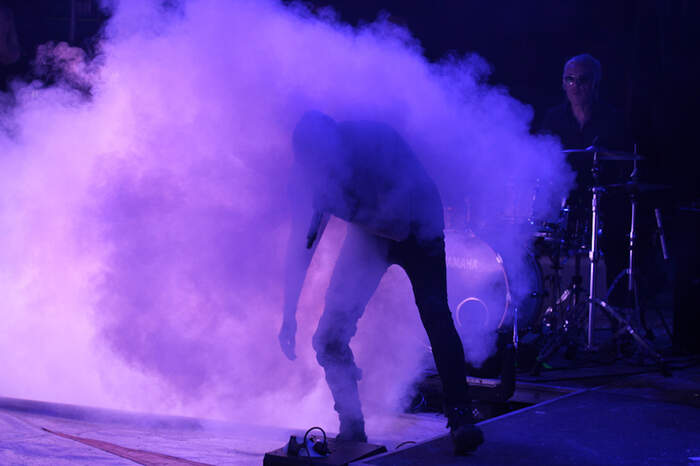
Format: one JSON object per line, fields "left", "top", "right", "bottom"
{"left": 2, "top": 360, "right": 698, "bottom": 465}
{"left": 358, "top": 361, "right": 700, "bottom": 466}
{"left": 0, "top": 396, "right": 447, "bottom": 465}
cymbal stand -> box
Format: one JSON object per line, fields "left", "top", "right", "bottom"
{"left": 605, "top": 157, "right": 643, "bottom": 326}
{"left": 605, "top": 160, "right": 649, "bottom": 342}
{"left": 585, "top": 150, "right": 603, "bottom": 349}
{"left": 584, "top": 153, "right": 667, "bottom": 373}
{"left": 606, "top": 164, "right": 673, "bottom": 343}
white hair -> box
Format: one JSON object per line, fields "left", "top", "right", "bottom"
{"left": 564, "top": 53, "right": 602, "bottom": 92}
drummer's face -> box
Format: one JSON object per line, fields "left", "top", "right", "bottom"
{"left": 563, "top": 62, "right": 595, "bottom": 106}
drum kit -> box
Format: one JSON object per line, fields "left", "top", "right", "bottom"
{"left": 445, "top": 145, "right": 670, "bottom": 374}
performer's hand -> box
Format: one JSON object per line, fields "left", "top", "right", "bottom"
{"left": 279, "top": 316, "right": 297, "bottom": 360}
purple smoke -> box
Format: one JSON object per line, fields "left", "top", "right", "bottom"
{"left": 0, "top": 0, "right": 572, "bottom": 432}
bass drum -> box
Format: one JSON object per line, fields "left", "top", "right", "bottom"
{"left": 444, "top": 230, "right": 543, "bottom": 340}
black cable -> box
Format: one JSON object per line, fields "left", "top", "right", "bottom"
{"left": 300, "top": 426, "right": 329, "bottom": 461}
{"left": 395, "top": 440, "right": 417, "bottom": 449}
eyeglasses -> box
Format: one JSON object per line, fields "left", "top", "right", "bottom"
{"left": 564, "top": 74, "right": 593, "bottom": 87}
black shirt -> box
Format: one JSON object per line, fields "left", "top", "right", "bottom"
{"left": 540, "top": 100, "right": 628, "bottom": 191}
{"left": 540, "top": 100, "right": 626, "bottom": 151}
{"left": 290, "top": 119, "right": 445, "bottom": 242}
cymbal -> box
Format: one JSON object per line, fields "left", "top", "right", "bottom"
{"left": 602, "top": 181, "right": 672, "bottom": 192}
{"left": 562, "top": 146, "right": 644, "bottom": 161}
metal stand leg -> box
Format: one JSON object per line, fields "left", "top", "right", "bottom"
{"left": 587, "top": 183, "right": 601, "bottom": 349}
{"left": 583, "top": 152, "right": 668, "bottom": 374}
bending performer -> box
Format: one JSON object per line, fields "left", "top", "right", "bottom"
{"left": 278, "top": 110, "right": 483, "bottom": 455}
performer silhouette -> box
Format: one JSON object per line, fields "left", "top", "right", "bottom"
{"left": 279, "top": 111, "right": 483, "bottom": 454}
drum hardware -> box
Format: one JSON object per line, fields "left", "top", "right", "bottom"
{"left": 531, "top": 241, "right": 589, "bottom": 375}
{"left": 436, "top": 229, "right": 544, "bottom": 371}
{"left": 444, "top": 229, "right": 544, "bottom": 337}
{"left": 413, "top": 229, "right": 534, "bottom": 399}
{"left": 602, "top": 179, "right": 673, "bottom": 344}
{"left": 562, "top": 146, "right": 645, "bottom": 161}
{"left": 654, "top": 208, "right": 669, "bottom": 262}
{"left": 532, "top": 148, "right": 669, "bottom": 375}
{"left": 602, "top": 182, "right": 672, "bottom": 192}
{"left": 585, "top": 151, "right": 668, "bottom": 373}
{"left": 529, "top": 199, "right": 588, "bottom": 374}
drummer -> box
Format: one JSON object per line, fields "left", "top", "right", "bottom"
{"left": 539, "top": 53, "right": 627, "bottom": 188}
{"left": 538, "top": 53, "right": 630, "bottom": 306}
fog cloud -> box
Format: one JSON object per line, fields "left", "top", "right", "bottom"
{"left": 0, "top": 0, "right": 571, "bottom": 433}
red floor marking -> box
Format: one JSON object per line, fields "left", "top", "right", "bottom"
{"left": 42, "top": 427, "right": 212, "bottom": 466}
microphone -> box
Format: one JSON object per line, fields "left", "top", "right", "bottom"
{"left": 306, "top": 210, "right": 323, "bottom": 249}
{"left": 654, "top": 208, "right": 669, "bottom": 261}
{"left": 628, "top": 143, "right": 640, "bottom": 180}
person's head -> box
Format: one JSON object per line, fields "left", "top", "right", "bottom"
{"left": 562, "top": 54, "right": 601, "bottom": 107}
{"left": 292, "top": 110, "right": 343, "bottom": 175}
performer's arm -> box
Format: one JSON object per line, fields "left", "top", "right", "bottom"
{"left": 279, "top": 176, "right": 329, "bottom": 360}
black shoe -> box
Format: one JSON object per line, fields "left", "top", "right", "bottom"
{"left": 445, "top": 406, "right": 484, "bottom": 455}
{"left": 336, "top": 418, "right": 367, "bottom": 443}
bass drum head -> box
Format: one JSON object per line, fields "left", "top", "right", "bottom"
{"left": 445, "top": 230, "right": 543, "bottom": 350}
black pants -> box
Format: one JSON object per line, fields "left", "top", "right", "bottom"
{"left": 312, "top": 225, "right": 469, "bottom": 425}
